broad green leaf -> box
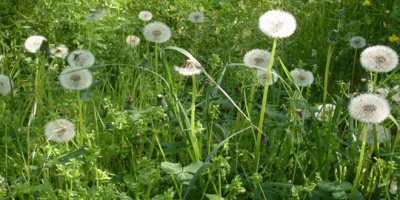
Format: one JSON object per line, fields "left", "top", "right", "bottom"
{"left": 353, "top": 191, "right": 365, "bottom": 200}
{"left": 318, "top": 180, "right": 336, "bottom": 192}
{"left": 80, "top": 89, "right": 93, "bottom": 100}
{"left": 138, "top": 174, "right": 150, "bottom": 185}
{"left": 336, "top": 181, "right": 352, "bottom": 191}
{"left": 177, "top": 173, "right": 193, "bottom": 185}
{"left": 161, "top": 162, "right": 182, "bottom": 175}
{"left": 123, "top": 174, "right": 135, "bottom": 184}
{"left": 183, "top": 160, "right": 203, "bottom": 174}
{"left": 31, "top": 184, "right": 47, "bottom": 192}
{"left": 332, "top": 190, "right": 347, "bottom": 199}
{"left": 205, "top": 194, "right": 224, "bottom": 200}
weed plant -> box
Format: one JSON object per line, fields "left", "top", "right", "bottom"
{"left": 0, "top": 0, "right": 400, "bottom": 199}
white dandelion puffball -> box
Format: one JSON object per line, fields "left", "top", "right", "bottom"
{"left": 24, "top": 36, "right": 47, "bottom": 53}
{"left": 174, "top": 60, "right": 202, "bottom": 76}
{"left": 349, "top": 36, "right": 366, "bottom": 49}
{"left": 189, "top": 12, "right": 205, "bottom": 23}
{"left": 67, "top": 50, "right": 95, "bottom": 68}
{"left": 85, "top": 9, "right": 106, "bottom": 20}
{"left": 259, "top": 10, "right": 297, "bottom": 38}
{"left": 348, "top": 94, "right": 390, "bottom": 123}
{"left": 243, "top": 49, "right": 272, "bottom": 69}
{"left": 290, "top": 69, "right": 314, "bottom": 87}
{"left": 126, "top": 35, "right": 140, "bottom": 46}
{"left": 315, "top": 104, "right": 336, "bottom": 121}
{"left": 296, "top": 108, "right": 311, "bottom": 120}
{"left": 59, "top": 66, "right": 93, "bottom": 90}
{"left": 44, "top": 119, "right": 76, "bottom": 142}
{"left": 50, "top": 44, "right": 69, "bottom": 58}
{"left": 391, "top": 92, "right": 400, "bottom": 103}
{"left": 257, "top": 68, "right": 278, "bottom": 86}
{"left": 0, "top": 74, "right": 13, "bottom": 95}
{"left": 139, "top": 11, "right": 153, "bottom": 21}
{"left": 360, "top": 45, "right": 399, "bottom": 73}
{"left": 143, "top": 22, "right": 172, "bottom": 43}
{"left": 359, "top": 124, "right": 389, "bottom": 144}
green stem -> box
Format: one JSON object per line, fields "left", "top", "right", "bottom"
{"left": 323, "top": 44, "right": 333, "bottom": 103}
{"left": 350, "top": 49, "right": 358, "bottom": 93}
{"left": 191, "top": 75, "right": 201, "bottom": 161}
{"left": 349, "top": 123, "right": 369, "bottom": 199}
{"left": 253, "top": 37, "right": 277, "bottom": 173}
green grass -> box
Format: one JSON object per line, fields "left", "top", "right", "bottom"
{"left": 1, "top": 0, "right": 400, "bottom": 199}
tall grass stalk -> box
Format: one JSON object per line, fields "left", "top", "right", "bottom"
{"left": 349, "top": 123, "right": 369, "bottom": 199}
{"left": 253, "top": 37, "right": 277, "bottom": 173}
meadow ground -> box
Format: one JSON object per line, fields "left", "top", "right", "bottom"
{"left": 0, "top": 0, "right": 400, "bottom": 199}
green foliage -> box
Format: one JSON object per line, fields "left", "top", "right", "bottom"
{"left": 0, "top": 0, "right": 400, "bottom": 199}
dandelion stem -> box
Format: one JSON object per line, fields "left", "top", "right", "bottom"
{"left": 191, "top": 75, "right": 201, "bottom": 161}
{"left": 349, "top": 123, "right": 369, "bottom": 199}
{"left": 350, "top": 49, "right": 358, "bottom": 93}
{"left": 323, "top": 44, "right": 333, "bottom": 103}
{"left": 253, "top": 37, "right": 277, "bottom": 173}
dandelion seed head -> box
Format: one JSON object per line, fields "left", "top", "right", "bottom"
{"left": 391, "top": 92, "right": 400, "bottom": 103}
{"left": 259, "top": 10, "right": 296, "bottom": 38}
{"left": 315, "top": 104, "right": 336, "bottom": 121}
{"left": 85, "top": 9, "right": 106, "bottom": 20}
{"left": 360, "top": 45, "right": 399, "bottom": 72}
{"left": 349, "top": 36, "right": 366, "bottom": 49}
{"left": 24, "top": 36, "right": 47, "bottom": 53}
{"left": 50, "top": 44, "right": 68, "bottom": 58}
{"left": 359, "top": 124, "right": 389, "bottom": 144}
{"left": 189, "top": 12, "right": 205, "bottom": 23}
{"left": 174, "top": 59, "right": 202, "bottom": 76}
{"left": 143, "top": 22, "right": 171, "bottom": 43}
{"left": 256, "top": 68, "right": 278, "bottom": 86}
{"left": 44, "top": 119, "right": 76, "bottom": 143}
{"left": 126, "top": 35, "right": 140, "bottom": 46}
{"left": 59, "top": 66, "right": 93, "bottom": 90}
{"left": 67, "top": 50, "right": 95, "bottom": 68}
{"left": 348, "top": 94, "right": 390, "bottom": 123}
{"left": 243, "top": 49, "right": 272, "bottom": 69}
{"left": 290, "top": 69, "right": 314, "bottom": 87}
{"left": 0, "top": 74, "right": 12, "bottom": 95}
{"left": 296, "top": 108, "right": 311, "bottom": 120}
{"left": 139, "top": 11, "right": 153, "bottom": 21}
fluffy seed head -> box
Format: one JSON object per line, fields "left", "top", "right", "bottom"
{"left": 257, "top": 68, "right": 278, "bottom": 86}
{"left": 126, "top": 35, "right": 140, "bottom": 46}
{"left": 315, "top": 104, "right": 336, "bottom": 121}
{"left": 0, "top": 74, "right": 13, "bottom": 95}
{"left": 143, "top": 22, "right": 172, "bottom": 43}
{"left": 360, "top": 45, "right": 399, "bottom": 73}
{"left": 67, "top": 50, "right": 95, "bottom": 68}
{"left": 44, "top": 119, "right": 76, "bottom": 142}
{"left": 296, "top": 108, "right": 311, "bottom": 120}
{"left": 243, "top": 49, "right": 272, "bottom": 69}
{"left": 59, "top": 66, "right": 93, "bottom": 90}
{"left": 348, "top": 94, "right": 390, "bottom": 123}
{"left": 24, "top": 36, "right": 47, "bottom": 53}
{"left": 139, "top": 11, "right": 153, "bottom": 21}
{"left": 290, "top": 69, "right": 314, "bottom": 87}
{"left": 259, "top": 10, "right": 297, "bottom": 38}
{"left": 359, "top": 124, "right": 389, "bottom": 144}
{"left": 174, "top": 59, "right": 202, "bottom": 76}
{"left": 391, "top": 92, "right": 400, "bottom": 103}
{"left": 50, "top": 44, "right": 68, "bottom": 58}
{"left": 189, "top": 12, "right": 205, "bottom": 23}
{"left": 85, "top": 9, "right": 106, "bottom": 20}
{"left": 349, "top": 36, "right": 366, "bottom": 49}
